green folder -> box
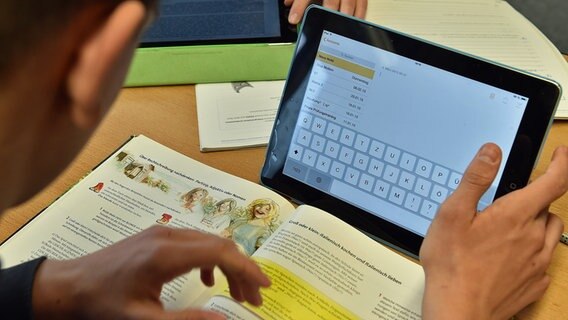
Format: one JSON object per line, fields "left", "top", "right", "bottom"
{"left": 125, "top": 42, "right": 295, "bottom": 87}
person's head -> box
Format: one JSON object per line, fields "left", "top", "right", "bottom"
{"left": 0, "top": 0, "right": 157, "bottom": 210}
{"left": 246, "top": 199, "right": 278, "bottom": 220}
{"left": 182, "top": 188, "right": 208, "bottom": 203}
{"left": 215, "top": 198, "right": 237, "bottom": 214}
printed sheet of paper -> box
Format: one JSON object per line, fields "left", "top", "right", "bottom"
{"left": 196, "top": 80, "right": 285, "bottom": 151}
{"left": 367, "top": 0, "right": 568, "bottom": 119}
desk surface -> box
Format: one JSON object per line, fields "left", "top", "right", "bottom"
{"left": 2, "top": 82, "right": 568, "bottom": 319}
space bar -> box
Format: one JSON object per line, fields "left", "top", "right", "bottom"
{"left": 329, "top": 180, "right": 430, "bottom": 235}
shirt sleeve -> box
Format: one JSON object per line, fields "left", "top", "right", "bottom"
{"left": 0, "top": 257, "right": 47, "bottom": 320}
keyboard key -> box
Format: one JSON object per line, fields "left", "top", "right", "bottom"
{"left": 344, "top": 167, "right": 361, "bottom": 186}
{"left": 359, "top": 173, "right": 375, "bottom": 192}
{"left": 339, "top": 128, "right": 355, "bottom": 146}
{"left": 339, "top": 146, "right": 355, "bottom": 165}
{"left": 416, "top": 159, "right": 433, "bottom": 178}
{"left": 420, "top": 199, "right": 438, "bottom": 219}
{"left": 354, "top": 134, "right": 371, "bottom": 152}
{"left": 311, "top": 117, "right": 327, "bottom": 135}
{"left": 298, "top": 112, "right": 312, "bottom": 129}
{"left": 311, "top": 134, "right": 326, "bottom": 152}
{"left": 389, "top": 186, "right": 406, "bottom": 205}
{"left": 353, "top": 153, "right": 370, "bottom": 171}
{"left": 404, "top": 193, "right": 421, "bottom": 212}
{"left": 325, "top": 122, "right": 341, "bottom": 140}
{"left": 400, "top": 153, "right": 417, "bottom": 172}
{"left": 284, "top": 160, "right": 308, "bottom": 181}
{"left": 324, "top": 140, "right": 340, "bottom": 158}
{"left": 307, "top": 170, "right": 332, "bottom": 192}
{"left": 398, "top": 171, "right": 416, "bottom": 190}
{"left": 385, "top": 146, "right": 401, "bottom": 165}
{"left": 369, "top": 140, "right": 386, "bottom": 159}
{"left": 448, "top": 172, "right": 462, "bottom": 189}
{"left": 302, "top": 149, "right": 317, "bottom": 167}
{"left": 330, "top": 161, "right": 346, "bottom": 179}
{"left": 431, "top": 184, "right": 449, "bottom": 203}
{"left": 288, "top": 144, "right": 303, "bottom": 161}
{"left": 383, "top": 165, "right": 400, "bottom": 184}
{"left": 414, "top": 178, "right": 432, "bottom": 198}
{"left": 368, "top": 158, "right": 385, "bottom": 178}
{"left": 297, "top": 129, "right": 312, "bottom": 147}
{"left": 373, "top": 180, "right": 390, "bottom": 198}
{"left": 315, "top": 155, "right": 331, "bottom": 173}
{"left": 432, "top": 165, "right": 449, "bottom": 185}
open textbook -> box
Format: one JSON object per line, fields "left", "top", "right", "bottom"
{"left": 366, "top": 0, "right": 568, "bottom": 119}
{"left": 0, "top": 135, "right": 424, "bottom": 319}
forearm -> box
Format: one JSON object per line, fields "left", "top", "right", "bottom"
{"left": 422, "top": 276, "right": 488, "bottom": 320}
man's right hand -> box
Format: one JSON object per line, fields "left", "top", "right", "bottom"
{"left": 421, "top": 144, "right": 567, "bottom": 320}
{"left": 32, "top": 226, "right": 271, "bottom": 319}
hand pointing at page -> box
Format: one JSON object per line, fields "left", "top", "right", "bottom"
{"left": 420, "top": 143, "right": 568, "bottom": 320}
{"left": 284, "top": 0, "right": 368, "bottom": 24}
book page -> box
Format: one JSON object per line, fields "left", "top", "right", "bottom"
{"left": 203, "top": 205, "right": 424, "bottom": 319}
{"left": 367, "top": 0, "right": 568, "bottom": 119}
{"left": 0, "top": 135, "right": 295, "bottom": 310}
{"left": 196, "top": 81, "right": 284, "bottom": 151}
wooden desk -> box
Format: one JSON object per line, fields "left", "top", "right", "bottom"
{"left": 2, "top": 83, "right": 567, "bottom": 318}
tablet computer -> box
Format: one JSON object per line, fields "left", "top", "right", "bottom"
{"left": 140, "top": 0, "right": 297, "bottom": 47}
{"left": 260, "top": 6, "right": 561, "bottom": 257}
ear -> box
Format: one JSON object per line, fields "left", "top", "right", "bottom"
{"left": 67, "top": 1, "right": 147, "bottom": 129}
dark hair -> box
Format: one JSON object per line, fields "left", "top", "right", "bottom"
{"left": 0, "top": 0, "right": 156, "bottom": 78}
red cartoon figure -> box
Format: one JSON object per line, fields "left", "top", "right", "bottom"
{"left": 156, "top": 213, "right": 173, "bottom": 225}
{"left": 89, "top": 182, "right": 104, "bottom": 193}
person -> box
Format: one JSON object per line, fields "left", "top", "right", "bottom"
{"left": 201, "top": 198, "right": 238, "bottom": 233}
{"left": 221, "top": 199, "right": 280, "bottom": 256}
{"left": 0, "top": 0, "right": 566, "bottom": 319}
{"left": 181, "top": 187, "right": 210, "bottom": 221}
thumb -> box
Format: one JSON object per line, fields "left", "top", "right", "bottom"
{"left": 447, "top": 143, "right": 502, "bottom": 213}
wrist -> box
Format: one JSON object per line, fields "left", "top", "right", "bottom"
{"left": 422, "top": 274, "right": 489, "bottom": 320}
{"left": 32, "top": 259, "right": 83, "bottom": 319}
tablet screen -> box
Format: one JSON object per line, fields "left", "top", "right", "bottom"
{"left": 141, "top": 0, "right": 296, "bottom": 47}
{"left": 282, "top": 30, "right": 528, "bottom": 236}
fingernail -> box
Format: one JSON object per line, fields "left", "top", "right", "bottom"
{"left": 289, "top": 13, "right": 299, "bottom": 24}
{"left": 478, "top": 144, "right": 499, "bottom": 164}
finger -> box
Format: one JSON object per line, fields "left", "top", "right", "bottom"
{"left": 288, "top": 0, "right": 310, "bottom": 24}
{"left": 339, "top": 0, "right": 356, "bottom": 16}
{"left": 354, "top": 0, "right": 368, "bottom": 18}
{"left": 283, "top": 0, "right": 294, "bottom": 6}
{"left": 493, "top": 274, "right": 550, "bottom": 320}
{"left": 542, "top": 213, "right": 564, "bottom": 257}
{"left": 507, "top": 146, "right": 568, "bottom": 217}
{"left": 442, "top": 143, "right": 501, "bottom": 219}
{"left": 323, "top": 0, "right": 341, "bottom": 11}
{"left": 201, "top": 267, "right": 215, "bottom": 287}
{"left": 161, "top": 309, "right": 226, "bottom": 320}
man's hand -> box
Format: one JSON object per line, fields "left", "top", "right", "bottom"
{"left": 32, "top": 226, "right": 271, "bottom": 319}
{"left": 284, "top": 0, "right": 368, "bottom": 24}
{"left": 421, "top": 144, "right": 568, "bottom": 320}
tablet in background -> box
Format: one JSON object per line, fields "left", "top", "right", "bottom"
{"left": 141, "top": 0, "right": 297, "bottom": 47}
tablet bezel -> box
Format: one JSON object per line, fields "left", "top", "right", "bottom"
{"left": 260, "top": 6, "right": 561, "bottom": 258}
{"left": 139, "top": 0, "right": 297, "bottom": 48}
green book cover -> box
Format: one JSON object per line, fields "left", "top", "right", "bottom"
{"left": 125, "top": 43, "right": 295, "bottom": 87}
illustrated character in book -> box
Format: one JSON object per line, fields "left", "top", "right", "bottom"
{"left": 201, "top": 198, "right": 237, "bottom": 233}
{"left": 221, "top": 198, "right": 279, "bottom": 256}
{"left": 180, "top": 187, "right": 209, "bottom": 221}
